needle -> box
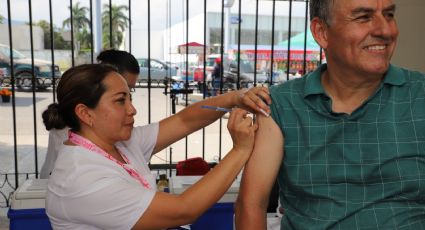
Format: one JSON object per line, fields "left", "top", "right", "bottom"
{"left": 200, "top": 105, "right": 232, "bottom": 112}
{"left": 201, "top": 105, "right": 269, "bottom": 117}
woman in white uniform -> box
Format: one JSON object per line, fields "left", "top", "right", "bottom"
{"left": 42, "top": 64, "right": 271, "bottom": 229}
{"left": 40, "top": 49, "right": 141, "bottom": 179}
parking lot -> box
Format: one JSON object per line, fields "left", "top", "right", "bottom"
{"left": 0, "top": 86, "right": 235, "bottom": 167}
{"left": 0, "top": 87, "right": 234, "bottom": 225}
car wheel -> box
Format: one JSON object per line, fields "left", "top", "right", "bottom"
{"left": 223, "top": 80, "right": 235, "bottom": 90}
{"left": 240, "top": 81, "right": 252, "bottom": 89}
{"left": 16, "top": 72, "right": 34, "bottom": 90}
{"left": 37, "top": 78, "right": 50, "bottom": 91}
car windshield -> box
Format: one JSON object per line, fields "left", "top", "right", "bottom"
{"left": 137, "top": 58, "right": 148, "bottom": 67}
{"left": 240, "top": 60, "right": 255, "bottom": 73}
{"left": 137, "top": 58, "right": 167, "bottom": 69}
{"left": 206, "top": 58, "right": 216, "bottom": 67}
{"left": 0, "top": 46, "right": 26, "bottom": 59}
{"left": 230, "top": 60, "right": 255, "bottom": 73}
{"left": 206, "top": 55, "right": 228, "bottom": 68}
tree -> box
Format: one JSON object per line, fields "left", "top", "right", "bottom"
{"left": 0, "top": 14, "right": 4, "bottom": 24}
{"left": 62, "top": 2, "right": 90, "bottom": 51}
{"left": 102, "top": 4, "right": 129, "bottom": 49}
{"left": 77, "top": 28, "right": 92, "bottom": 49}
{"left": 35, "top": 20, "right": 70, "bottom": 49}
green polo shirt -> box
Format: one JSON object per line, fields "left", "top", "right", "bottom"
{"left": 270, "top": 64, "right": 425, "bottom": 229}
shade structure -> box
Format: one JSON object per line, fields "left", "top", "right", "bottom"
{"left": 228, "top": 31, "right": 323, "bottom": 62}
{"left": 241, "top": 49, "right": 321, "bottom": 61}
{"left": 229, "top": 45, "right": 322, "bottom": 62}
{"left": 178, "top": 42, "right": 205, "bottom": 54}
{"left": 278, "top": 30, "right": 321, "bottom": 51}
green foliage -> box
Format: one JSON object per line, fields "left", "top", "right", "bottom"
{"left": 102, "top": 4, "right": 129, "bottom": 49}
{"left": 63, "top": 2, "right": 90, "bottom": 51}
{"left": 0, "top": 14, "right": 4, "bottom": 24}
{"left": 59, "top": 2, "right": 129, "bottom": 50}
{"left": 35, "top": 20, "right": 70, "bottom": 49}
{"left": 77, "top": 28, "right": 92, "bottom": 49}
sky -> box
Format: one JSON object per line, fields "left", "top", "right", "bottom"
{"left": 0, "top": 0, "right": 309, "bottom": 58}
{"left": 0, "top": 0, "right": 308, "bottom": 31}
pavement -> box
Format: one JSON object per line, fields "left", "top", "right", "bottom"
{"left": 0, "top": 87, "right": 234, "bottom": 227}
{"left": 0, "top": 217, "right": 7, "bottom": 230}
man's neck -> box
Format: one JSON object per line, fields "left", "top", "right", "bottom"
{"left": 321, "top": 68, "right": 384, "bottom": 114}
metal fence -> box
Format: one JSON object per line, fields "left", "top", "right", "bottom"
{"left": 0, "top": 0, "right": 322, "bottom": 208}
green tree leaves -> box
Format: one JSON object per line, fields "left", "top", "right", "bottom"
{"left": 101, "top": 4, "right": 129, "bottom": 49}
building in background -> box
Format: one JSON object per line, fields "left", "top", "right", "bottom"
{"left": 0, "top": 24, "right": 44, "bottom": 50}
{"left": 126, "top": 0, "right": 310, "bottom": 66}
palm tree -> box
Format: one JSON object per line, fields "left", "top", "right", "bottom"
{"left": 35, "top": 20, "right": 70, "bottom": 49}
{"left": 102, "top": 4, "right": 129, "bottom": 49}
{"left": 62, "top": 2, "right": 90, "bottom": 51}
{"left": 78, "top": 28, "right": 92, "bottom": 49}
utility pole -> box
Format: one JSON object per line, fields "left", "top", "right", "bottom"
{"left": 224, "top": 0, "right": 235, "bottom": 53}
{"left": 94, "top": 0, "right": 102, "bottom": 55}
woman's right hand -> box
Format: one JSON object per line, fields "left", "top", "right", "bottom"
{"left": 136, "top": 110, "right": 259, "bottom": 230}
{"left": 227, "top": 108, "right": 258, "bottom": 156}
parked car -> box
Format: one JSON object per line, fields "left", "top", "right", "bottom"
{"left": 174, "top": 64, "right": 211, "bottom": 82}
{"left": 0, "top": 44, "right": 61, "bottom": 90}
{"left": 137, "top": 58, "right": 178, "bottom": 82}
{"left": 223, "top": 59, "right": 268, "bottom": 88}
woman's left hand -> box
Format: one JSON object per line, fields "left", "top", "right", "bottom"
{"left": 236, "top": 86, "right": 271, "bottom": 117}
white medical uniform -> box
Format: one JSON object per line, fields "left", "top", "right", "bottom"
{"left": 46, "top": 123, "right": 159, "bottom": 230}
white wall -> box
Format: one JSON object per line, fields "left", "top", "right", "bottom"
{"left": 0, "top": 24, "right": 44, "bottom": 50}
{"left": 124, "top": 29, "right": 164, "bottom": 60}
{"left": 392, "top": 0, "right": 425, "bottom": 73}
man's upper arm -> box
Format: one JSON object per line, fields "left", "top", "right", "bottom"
{"left": 235, "top": 115, "right": 284, "bottom": 229}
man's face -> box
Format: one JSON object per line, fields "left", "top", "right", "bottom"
{"left": 323, "top": 0, "right": 399, "bottom": 76}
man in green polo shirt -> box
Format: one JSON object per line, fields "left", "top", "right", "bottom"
{"left": 235, "top": 0, "right": 425, "bottom": 229}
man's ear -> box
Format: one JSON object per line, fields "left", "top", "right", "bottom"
{"left": 310, "top": 17, "right": 329, "bottom": 49}
{"left": 74, "top": 103, "right": 93, "bottom": 127}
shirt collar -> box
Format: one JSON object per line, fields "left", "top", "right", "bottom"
{"left": 383, "top": 64, "right": 406, "bottom": 86}
{"left": 303, "top": 64, "right": 406, "bottom": 98}
{"left": 303, "top": 64, "right": 327, "bottom": 98}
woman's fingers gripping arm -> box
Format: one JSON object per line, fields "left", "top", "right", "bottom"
{"left": 237, "top": 86, "right": 272, "bottom": 117}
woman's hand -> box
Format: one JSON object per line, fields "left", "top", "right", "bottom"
{"left": 227, "top": 108, "right": 258, "bottom": 155}
{"left": 235, "top": 87, "right": 271, "bottom": 117}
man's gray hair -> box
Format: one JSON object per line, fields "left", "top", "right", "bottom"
{"left": 309, "top": 0, "right": 334, "bottom": 25}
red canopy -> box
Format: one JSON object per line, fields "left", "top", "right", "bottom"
{"left": 178, "top": 42, "right": 205, "bottom": 54}
{"left": 178, "top": 42, "right": 204, "bottom": 47}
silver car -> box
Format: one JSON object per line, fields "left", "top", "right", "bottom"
{"left": 137, "top": 58, "right": 178, "bottom": 82}
{"left": 223, "top": 60, "right": 268, "bottom": 89}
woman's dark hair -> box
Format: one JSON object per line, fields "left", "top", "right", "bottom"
{"left": 97, "top": 49, "right": 140, "bottom": 75}
{"left": 42, "top": 64, "right": 118, "bottom": 131}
